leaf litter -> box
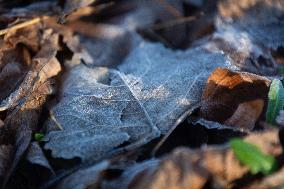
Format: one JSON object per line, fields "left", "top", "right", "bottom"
{"left": 0, "top": 0, "right": 283, "bottom": 189}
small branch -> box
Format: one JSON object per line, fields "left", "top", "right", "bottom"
{"left": 155, "top": 0, "right": 182, "bottom": 18}
{"left": 151, "top": 15, "right": 201, "bottom": 31}
{"left": 50, "top": 111, "right": 64, "bottom": 131}
{"left": 0, "top": 16, "right": 48, "bottom": 36}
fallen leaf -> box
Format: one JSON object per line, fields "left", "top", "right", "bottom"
{"left": 103, "top": 151, "right": 208, "bottom": 189}
{"left": 248, "top": 166, "right": 284, "bottom": 189}
{"left": 26, "top": 142, "right": 54, "bottom": 174}
{"left": 62, "top": 0, "right": 187, "bottom": 67}
{"left": 0, "top": 25, "right": 61, "bottom": 188}
{"left": 103, "top": 130, "right": 282, "bottom": 189}
{"left": 0, "top": 26, "right": 60, "bottom": 111}
{"left": 0, "top": 145, "right": 12, "bottom": 186}
{"left": 44, "top": 42, "right": 232, "bottom": 161}
{"left": 67, "top": 22, "right": 142, "bottom": 67}
{"left": 55, "top": 161, "right": 109, "bottom": 189}
{"left": 106, "top": 0, "right": 185, "bottom": 40}
{"left": 207, "top": 0, "right": 284, "bottom": 75}
{"left": 224, "top": 99, "right": 264, "bottom": 130}
{"left": 199, "top": 68, "right": 270, "bottom": 130}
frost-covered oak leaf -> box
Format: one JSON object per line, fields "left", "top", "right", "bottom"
{"left": 44, "top": 42, "right": 231, "bottom": 161}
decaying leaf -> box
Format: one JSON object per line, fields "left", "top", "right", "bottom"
{"left": 207, "top": 0, "right": 284, "bottom": 75}
{"left": 62, "top": 0, "right": 188, "bottom": 67}
{"left": 26, "top": 142, "right": 54, "bottom": 174}
{"left": 104, "top": 129, "right": 282, "bottom": 189}
{"left": 103, "top": 150, "right": 208, "bottom": 189}
{"left": 0, "top": 145, "right": 12, "bottom": 186}
{"left": 67, "top": 22, "right": 142, "bottom": 67}
{"left": 248, "top": 166, "right": 284, "bottom": 189}
{"left": 199, "top": 68, "right": 270, "bottom": 130}
{"left": 266, "top": 79, "right": 284, "bottom": 125}
{"left": 44, "top": 42, "right": 232, "bottom": 161}
{"left": 0, "top": 23, "right": 61, "bottom": 187}
{"left": 55, "top": 161, "right": 109, "bottom": 189}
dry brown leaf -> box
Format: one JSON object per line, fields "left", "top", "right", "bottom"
{"left": 104, "top": 130, "right": 282, "bottom": 189}
{"left": 224, "top": 99, "right": 264, "bottom": 130}
{"left": 199, "top": 68, "right": 270, "bottom": 130}
{"left": 218, "top": 0, "right": 284, "bottom": 19}
{"left": 247, "top": 166, "right": 284, "bottom": 189}
{"left": 0, "top": 23, "right": 61, "bottom": 188}
{"left": 103, "top": 150, "right": 209, "bottom": 189}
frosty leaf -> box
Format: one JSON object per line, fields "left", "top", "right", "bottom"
{"left": 218, "top": 0, "right": 284, "bottom": 50}
{"left": 0, "top": 145, "right": 12, "bottom": 186}
{"left": 45, "top": 42, "right": 231, "bottom": 161}
{"left": 266, "top": 79, "right": 284, "bottom": 124}
{"left": 66, "top": 0, "right": 185, "bottom": 67}
{"left": 26, "top": 142, "right": 54, "bottom": 174}
{"left": 55, "top": 161, "right": 109, "bottom": 189}
{"left": 208, "top": 0, "right": 284, "bottom": 75}
{"left": 75, "top": 24, "right": 142, "bottom": 67}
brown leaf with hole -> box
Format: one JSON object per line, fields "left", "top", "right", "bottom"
{"left": 199, "top": 68, "right": 270, "bottom": 130}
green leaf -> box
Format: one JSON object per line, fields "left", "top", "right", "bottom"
{"left": 34, "top": 133, "right": 44, "bottom": 141}
{"left": 266, "top": 79, "right": 284, "bottom": 124}
{"left": 230, "top": 138, "right": 277, "bottom": 175}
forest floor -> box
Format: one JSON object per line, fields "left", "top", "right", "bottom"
{"left": 0, "top": 0, "right": 284, "bottom": 188}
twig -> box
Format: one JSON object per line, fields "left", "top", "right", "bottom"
{"left": 155, "top": 0, "right": 182, "bottom": 18}
{"left": 151, "top": 103, "right": 201, "bottom": 157}
{"left": 145, "top": 29, "right": 173, "bottom": 48}
{"left": 151, "top": 15, "right": 199, "bottom": 30}
{"left": 50, "top": 111, "right": 64, "bottom": 131}
{"left": 58, "top": 1, "right": 115, "bottom": 24}
{"left": 0, "top": 16, "right": 48, "bottom": 36}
